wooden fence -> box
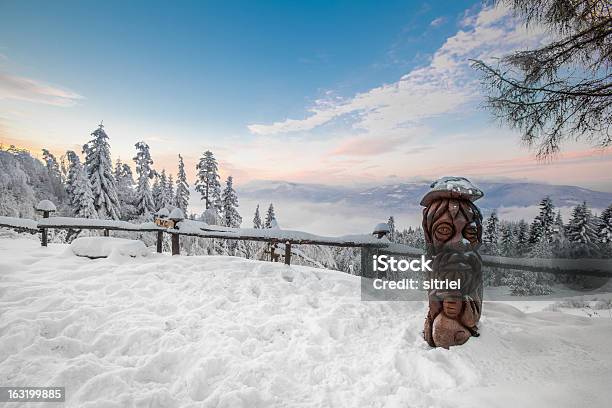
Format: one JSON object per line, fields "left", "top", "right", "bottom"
{"left": 1, "top": 215, "right": 611, "bottom": 278}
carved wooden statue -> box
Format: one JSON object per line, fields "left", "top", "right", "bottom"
{"left": 421, "top": 177, "right": 484, "bottom": 348}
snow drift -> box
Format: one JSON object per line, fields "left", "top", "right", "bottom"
{"left": 70, "top": 237, "right": 150, "bottom": 259}
{"left": 0, "top": 237, "right": 611, "bottom": 407}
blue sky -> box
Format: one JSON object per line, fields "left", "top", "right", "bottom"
{"left": 1, "top": 0, "right": 611, "bottom": 191}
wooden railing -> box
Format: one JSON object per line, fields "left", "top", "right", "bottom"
{"left": 1, "top": 215, "right": 611, "bottom": 277}
{"left": 0, "top": 215, "right": 386, "bottom": 266}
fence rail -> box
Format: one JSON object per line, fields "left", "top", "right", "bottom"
{"left": 1, "top": 215, "right": 611, "bottom": 278}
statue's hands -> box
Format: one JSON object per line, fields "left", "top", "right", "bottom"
{"left": 460, "top": 297, "right": 481, "bottom": 328}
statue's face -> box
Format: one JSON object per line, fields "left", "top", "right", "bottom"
{"left": 423, "top": 198, "right": 483, "bottom": 297}
{"left": 429, "top": 200, "right": 480, "bottom": 254}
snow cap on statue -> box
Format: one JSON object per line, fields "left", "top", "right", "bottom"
{"left": 420, "top": 176, "right": 483, "bottom": 207}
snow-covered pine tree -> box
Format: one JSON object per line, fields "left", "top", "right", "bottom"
{"left": 195, "top": 150, "right": 221, "bottom": 213}
{"left": 483, "top": 210, "right": 500, "bottom": 255}
{"left": 152, "top": 173, "right": 162, "bottom": 211}
{"left": 597, "top": 205, "right": 612, "bottom": 257}
{"left": 598, "top": 204, "right": 612, "bottom": 247}
{"left": 65, "top": 151, "right": 79, "bottom": 202}
{"left": 59, "top": 153, "right": 69, "bottom": 183}
{"left": 387, "top": 216, "right": 396, "bottom": 242}
{"left": 499, "top": 222, "right": 515, "bottom": 257}
{"left": 0, "top": 148, "right": 40, "bottom": 217}
{"left": 503, "top": 219, "right": 554, "bottom": 296}
{"left": 529, "top": 197, "right": 555, "bottom": 244}
{"left": 175, "top": 154, "right": 189, "bottom": 213}
{"left": 83, "top": 123, "right": 121, "bottom": 219}
{"left": 265, "top": 203, "right": 276, "bottom": 228}
{"left": 133, "top": 141, "right": 156, "bottom": 216}
{"left": 42, "top": 148, "right": 63, "bottom": 182}
{"left": 114, "top": 158, "right": 137, "bottom": 219}
{"left": 515, "top": 220, "right": 529, "bottom": 256}
{"left": 554, "top": 210, "right": 564, "bottom": 228}
{"left": 551, "top": 210, "right": 568, "bottom": 256}
{"left": 166, "top": 174, "right": 175, "bottom": 208}
{"left": 221, "top": 176, "right": 242, "bottom": 228}
{"left": 253, "top": 205, "right": 262, "bottom": 229}
{"left": 157, "top": 170, "right": 171, "bottom": 209}
{"left": 114, "top": 158, "right": 133, "bottom": 186}
{"left": 65, "top": 151, "right": 97, "bottom": 218}
{"left": 566, "top": 202, "right": 599, "bottom": 257}
{"left": 42, "top": 148, "right": 66, "bottom": 201}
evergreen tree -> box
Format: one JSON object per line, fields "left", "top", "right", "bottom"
{"left": 515, "top": 220, "right": 529, "bottom": 256}
{"left": 42, "top": 148, "right": 63, "bottom": 182}
{"left": 166, "top": 174, "right": 175, "bottom": 207}
{"left": 83, "top": 123, "right": 121, "bottom": 219}
{"left": 114, "top": 158, "right": 136, "bottom": 219}
{"left": 133, "top": 141, "right": 156, "bottom": 216}
{"left": 554, "top": 210, "right": 564, "bottom": 229}
{"left": 59, "top": 153, "right": 69, "bottom": 183}
{"left": 566, "top": 202, "right": 599, "bottom": 257}
{"left": 42, "top": 148, "right": 66, "bottom": 200}
{"left": 65, "top": 151, "right": 79, "bottom": 202}
{"left": 152, "top": 173, "right": 162, "bottom": 210}
{"left": 599, "top": 205, "right": 612, "bottom": 245}
{"left": 530, "top": 236, "right": 553, "bottom": 258}
{"left": 221, "top": 176, "right": 242, "bottom": 228}
{"left": 195, "top": 150, "right": 221, "bottom": 212}
{"left": 174, "top": 154, "right": 190, "bottom": 213}
{"left": 253, "top": 204, "right": 263, "bottom": 229}
{"left": 265, "top": 203, "right": 276, "bottom": 228}
{"left": 499, "top": 223, "right": 515, "bottom": 257}
{"left": 483, "top": 210, "right": 500, "bottom": 255}
{"left": 551, "top": 210, "right": 567, "bottom": 256}
{"left": 157, "top": 170, "right": 172, "bottom": 209}
{"left": 387, "top": 216, "right": 396, "bottom": 242}
{"left": 529, "top": 197, "right": 555, "bottom": 244}
{"left": 65, "top": 151, "right": 97, "bottom": 218}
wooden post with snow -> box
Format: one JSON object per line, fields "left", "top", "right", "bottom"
{"left": 361, "top": 222, "right": 390, "bottom": 278}
{"left": 284, "top": 241, "right": 291, "bottom": 265}
{"left": 156, "top": 231, "right": 163, "bottom": 253}
{"left": 154, "top": 208, "right": 171, "bottom": 253}
{"left": 168, "top": 208, "right": 185, "bottom": 256}
{"left": 35, "top": 200, "right": 56, "bottom": 247}
{"left": 171, "top": 233, "right": 180, "bottom": 255}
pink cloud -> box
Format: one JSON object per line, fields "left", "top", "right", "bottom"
{"left": 0, "top": 72, "right": 82, "bottom": 107}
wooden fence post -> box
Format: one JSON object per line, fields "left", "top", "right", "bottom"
{"left": 35, "top": 200, "right": 55, "bottom": 247}
{"left": 284, "top": 241, "right": 291, "bottom": 265}
{"left": 40, "top": 211, "right": 50, "bottom": 247}
{"left": 156, "top": 231, "right": 163, "bottom": 253}
{"left": 40, "top": 228, "right": 48, "bottom": 247}
{"left": 171, "top": 233, "right": 180, "bottom": 255}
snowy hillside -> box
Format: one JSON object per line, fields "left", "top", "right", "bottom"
{"left": 1, "top": 236, "right": 611, "bottom": 407}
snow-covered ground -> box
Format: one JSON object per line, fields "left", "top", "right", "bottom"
{"left": 1, "top": 235, "right": 611, "bottom": 408}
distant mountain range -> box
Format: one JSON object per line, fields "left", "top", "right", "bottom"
{"left": 238, "top": 180, "right": 612, "bottom": 212}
